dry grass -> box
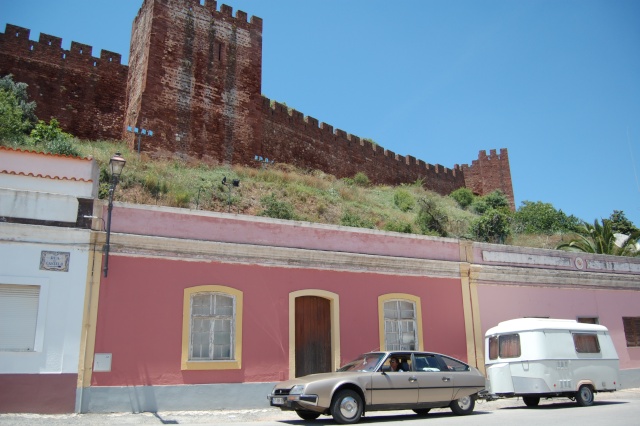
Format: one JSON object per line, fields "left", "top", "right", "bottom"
{"left": 28, "top": 138, "right": 572, "bottom": 250}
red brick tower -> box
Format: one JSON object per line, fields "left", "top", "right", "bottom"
{"left": 124, "top": 0, "right": 263, "bottom": 164}
{"left": 461, "top": 149, "right": 515, "bottom": 210}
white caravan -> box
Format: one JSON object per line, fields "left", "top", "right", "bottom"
{"left": 484, "top": 318, "right": 620, "bottom": 407}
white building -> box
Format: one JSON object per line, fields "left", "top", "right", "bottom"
{"left": 0, "top": 147, "right": 99, "bottom": 413}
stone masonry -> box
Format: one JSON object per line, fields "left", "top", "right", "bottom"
{"left": 0, "top": 0, "right": 515, "bottom": 208}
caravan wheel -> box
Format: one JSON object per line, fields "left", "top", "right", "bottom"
{"left": 575, "top": 385, "right": 594, "bottom": 407}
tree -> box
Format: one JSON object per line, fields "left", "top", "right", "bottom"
{"left": 556, "top": 218, "right": 640, "bottom": 256}
{"left": 416, "top": 196, "right": 448, "bottom": 237}
{"left": 513, "top": 201, "right": 582, "bottom": 234}
{"left": 0, "top": 74, "right": 37, "bottom": 143}
{"left": 484, "top": 190, "right": 510, "bottom": 210}
{"left": 470, "top": 208, "right": 511, "bottom": 244}
{"left": 470, "top": 190, "right": 509, "bottom": 215}
{"left": 609, "top": 210, "right": 639, "bottom": 235}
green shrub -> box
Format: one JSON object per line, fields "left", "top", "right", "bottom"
{"left": 31, "top": 119, "right": 67, "bottom": 144}
{"left": 144, "top": 173, "right": 169, "bottom": 197}
{"left": 513, "top": 201, "right": 572, "bottom": 234}
{"left": 416, "top": 197, "right": 449, "bottom": 237}
{"left": 341, "top": 210, "right": 374, "bottom": 229}
{"left": 470, "top": 198, "right": 489, "bottom": 215}
{"left": 0, "top": 75, "right": 37, "bottom": 145}
{"left": 173, "top": 191, "right": 191, "bottom": 208}
{"left": 353, "top": 172, "right": 370, "bottom": 187}
{"left": 259, "top": 194, "right": 296, "bottom": 220}
{"left": 484, "top": 190, "right": 510, "bottom": 210}
{"left": 393, "top": 189, "right": 415, "bottom": 212}
{"left": 384, "top": 220, "right": 413, "bottom": 233}
{"left": 449, "top": 188, "right": 474, "bottom": 209}
{"left": 471, "top": 208, "right": 511, "bottom": 243}
{"left": 45, "top": 137, "right": 80, "bottom": 157}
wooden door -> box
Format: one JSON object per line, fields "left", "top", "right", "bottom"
{"left": 295, "top": 296, "right": 331, "bottom": 377}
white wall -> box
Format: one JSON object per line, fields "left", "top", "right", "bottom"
{"left": 0, "top": 223, "right": 91, "bottom": 374}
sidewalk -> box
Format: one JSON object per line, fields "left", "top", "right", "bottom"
{"left": 1, "top": 388, "right": 639, "bottom": 425}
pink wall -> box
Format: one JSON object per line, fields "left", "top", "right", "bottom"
{"left": 477, "top": 284, "right": 640, "bottom": 370}
{"left": 106, "top": 205, "right": 461, "bottom": 263}
{"left": 93, "top": 255, "right": 466, "bottom": 386}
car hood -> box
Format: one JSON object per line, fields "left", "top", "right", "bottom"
{"left": 273, "top": 371, "right": 367, "bottom": 389}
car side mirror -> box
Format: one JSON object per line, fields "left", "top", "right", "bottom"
{"left": 380, "top": 366, "right": 391, "bottom": 373}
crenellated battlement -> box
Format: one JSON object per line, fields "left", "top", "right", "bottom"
{"left": 262, "top": 95, "right": 461, "bottom": 180}
{"left": 0, "top": 24, "right": 126, "bottom": 67}
{"left": 135, "top": 0, "right": 262, "bottom": 31}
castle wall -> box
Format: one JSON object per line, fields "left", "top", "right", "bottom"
{"left": 0, "top": 24, "right": 128, "bottom": 140}
{"left": 125, "top": 0, "right": 263, "bottom": 164}
{"left": 0, "top": 1, "right": 515, "bottom": 205}
{"left": 261, "top": 97, "right": 467, "bottom": 194}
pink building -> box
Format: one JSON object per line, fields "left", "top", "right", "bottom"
{"left": 78, "top": 202, "right": 640, "bottom": 412}
{"left": 1, "top": 148, "right": 639, "bottom": 413}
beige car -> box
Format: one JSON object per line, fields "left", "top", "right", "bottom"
{"left": 268, "top": 351, "right": 486, "bottom": 424}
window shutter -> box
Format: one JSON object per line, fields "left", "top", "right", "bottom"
{"left": 0, "top": 285, "right": 40, "bottom": 351}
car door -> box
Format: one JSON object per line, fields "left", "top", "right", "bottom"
{"left": 370, "top": 370, "right": 419, "bottom": 405}
{"left": 370, "top": 355, "right": 418, "bottom": 405}
{"left": 438, "top": 354, "right": 485, "bottom": 399}
{"left": 413, "top": 353, "right": 454, "bottom": 403}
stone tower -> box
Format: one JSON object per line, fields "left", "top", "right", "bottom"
{"left": 124, "top": 0, "right": 263, "bottom": 164}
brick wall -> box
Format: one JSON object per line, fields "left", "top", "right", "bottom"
{"left": 261, "top": 98, "right": 467, "bottom": 194}
{"left": 124, "top": 0, "right": 263, "bottom": 164}
{"left": 0, "top": 0, "right": 515, "bottom": 206}
{"left": 0, "top": 25, "right": 128, "bottom": 140}
{"left": 462, "top": 149, "right": 515, "bottom": 209}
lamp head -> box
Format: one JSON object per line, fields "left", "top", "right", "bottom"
{"left": 109, "top": 152, "right": 126, "bottom": 178}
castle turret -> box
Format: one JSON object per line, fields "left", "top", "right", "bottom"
{"left": 124, "top": 0, "right": 263, "bottom": 163}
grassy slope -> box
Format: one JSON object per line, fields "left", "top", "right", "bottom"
{"left": 58, "top": 139, "right": 568, "bottom": 250}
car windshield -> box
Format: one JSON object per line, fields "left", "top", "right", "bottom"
{"left": 337, "top": 353, "right": 385, "bottom": 372}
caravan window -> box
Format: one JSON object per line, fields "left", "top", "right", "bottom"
{"left": 573, "top": 333, "right": 600, "bottom": 353}
{"left": 488, "top": 334, "right": 521, "bottom": 359}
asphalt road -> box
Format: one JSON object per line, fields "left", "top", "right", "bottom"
{"left": 1, "top": 388, "right": 639, "bottom": 425}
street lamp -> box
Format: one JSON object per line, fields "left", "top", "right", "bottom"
{"left": 221, "top": 176, "right": 240, "bottom": 213}
{"left": 103, "top": 152, "right": 126, "bottom": 277}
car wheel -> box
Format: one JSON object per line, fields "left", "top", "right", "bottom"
{"left": 413, "top": 408, "right": 431, "bottom": 416}
{"left": 449, "top": 395, "right": 475, "bottom": 415}
{"left": 330, "top": 389, "right": 363, "bottom": 424}
{"left": 523, "top": 396, "right": 540, "bottom": 407}
{"left": 575, "top": 385, "right": 594, "bottom": 407}
{"left": 296, "top": 410, "right": 321, "bottom": 420}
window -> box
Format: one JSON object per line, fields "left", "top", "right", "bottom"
{"left": 190, "top": 292, "right": 234, "bottom": 360}
{"left": 577, "top": 317, "right": 599, "bottom": 324}
{"left": 488, "top": 334, "right": 521, "bottom": 359}
{"left": 181, "top": 285, "right": 243, "bottom": 370}
{"left": 0, "top": 284, "right": 40, "bottom": 351}
{"left": 440, "top": 355, "right": 470, "bottom": 372}
{"left": 623, "top": 317, "right": 640, "bottom": 347}
{"left": 378, "top": 294, "right": 423, "bottom": 352}
{"left": 573, "top": 333, "right": 600, "bottom": 353}
{"left": 384, "top": 300, "right": 417, "bottom": 350}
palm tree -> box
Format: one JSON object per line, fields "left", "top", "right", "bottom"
{"left": 556, "top": 218, "right": 640, "bottom": 256}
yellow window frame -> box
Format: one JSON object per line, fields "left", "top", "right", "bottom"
{"left": 181, "top": 285, "right": 243, "bottom": 370}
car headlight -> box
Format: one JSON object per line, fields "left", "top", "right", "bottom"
{"left": 289, "top": 385, "right": 305, "bottom": 395}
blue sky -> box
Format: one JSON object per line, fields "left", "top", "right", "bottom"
{"left": 2, "top": 0, "right": 640, "bottom": 226}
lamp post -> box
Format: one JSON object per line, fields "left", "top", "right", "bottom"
{"left": 103, "top": 152, "right": 126, "bottom": 277}
{"left": 221, "top": 176, "right": 240, "bottom": 213}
